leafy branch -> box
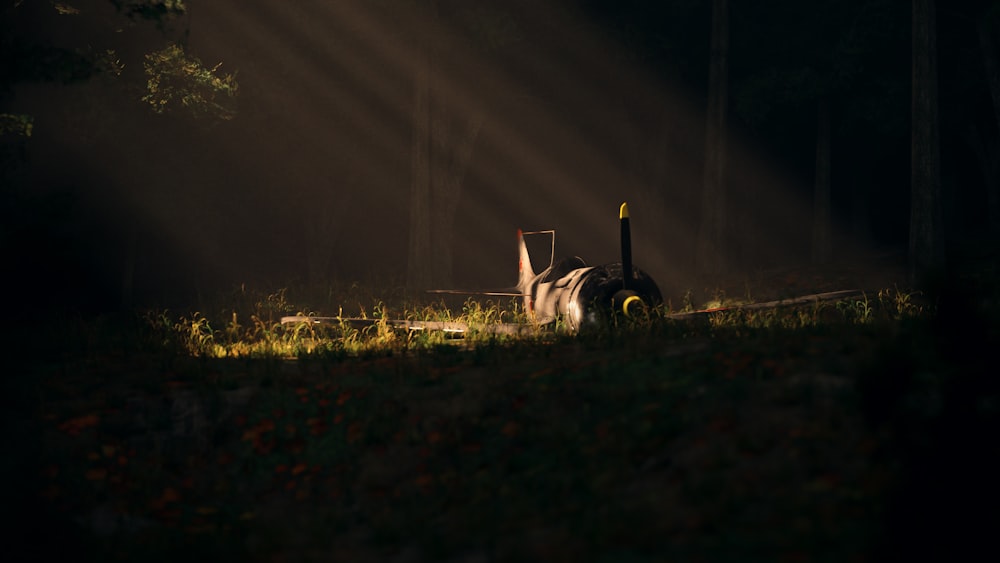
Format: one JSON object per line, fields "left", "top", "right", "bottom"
{"left": 142, "top": 43, "right": 239, "bottom": 121}
{"left": 0, "top": 114, "right": 34, "bottom": 137}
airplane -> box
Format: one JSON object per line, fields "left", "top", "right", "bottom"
{"left": 281, "top": 202, "right": 661, "bottom": 334}
{"left": 479, "top": 201, "right": 663, "bottom": 331}
{"left": 280, "top": 202, "right": 860, "bottom": 334}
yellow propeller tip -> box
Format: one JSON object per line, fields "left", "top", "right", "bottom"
{"left": 619, "top": 202, "right": 629, "bottom": 220}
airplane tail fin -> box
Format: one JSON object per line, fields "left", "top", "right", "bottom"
{"left": 424, "top": 228, "right": 548, "bottom": 301}
{"left": 517, "top": 228, "right": 535, "bottom": 293}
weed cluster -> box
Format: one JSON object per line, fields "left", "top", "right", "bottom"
{"left": 696, "top": 287, "right": 925, "bottom": 331}
{"left": 144, "top": 287, "right": 546, "bottom": 359}
{"left": 140, "top": 285, "right": 928, "bottom": 360}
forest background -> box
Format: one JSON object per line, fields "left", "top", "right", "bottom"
{"left": 2, "top": 0, "right": 997, "bottom": 314}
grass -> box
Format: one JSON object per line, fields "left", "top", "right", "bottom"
{"left": 142, "top": 290, "right": 545, "bottom": 360}
{"left": 132, "top": 285, "right": 927, "bottom": 360}
{"left": 5, "top": 276, "right": 998, "bottom": 563}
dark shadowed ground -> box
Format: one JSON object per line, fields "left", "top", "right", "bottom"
{"left": 3, "top": 250, "right": 998, "bottom": 563}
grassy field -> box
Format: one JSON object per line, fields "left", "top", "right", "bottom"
{"left": 4, "top": 264, "right": 998, "bottom": 562}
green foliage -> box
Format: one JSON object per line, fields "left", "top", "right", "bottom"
{"left": 142, "top": 43, "right": 239, "bottom": 120}
{"left": 93, "top": 48, "right": 125, "bottom": 77}
{"left": 112, "top": 0, "right": 186, "bottom": 22}
{"left": 6, "top": 42, "right": 97, "bottom": 85}
{"left": 3, "top": 0, "right": 235, "bottom": 143}
{"left": 144, "top": 293, "right": 537, "bottom": 359}
{"left": 134, "top": 286, "right": 930, "bottom": 361}
{"left": 0, "top": 113, "right": 33, "bottom": 137}
{"left": 51, "top": 3, "right": 81, "bottom": 16}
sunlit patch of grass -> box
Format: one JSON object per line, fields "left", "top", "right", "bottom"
{"left": 145, "top": 291, "right": 541, "bottom": 359}
{"left": 139, "top": 285, "right": 931, "bottom": 360}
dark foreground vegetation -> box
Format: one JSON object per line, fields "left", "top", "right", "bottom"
{"left": 4, "top": 262, "right": 999, "bottom": 563}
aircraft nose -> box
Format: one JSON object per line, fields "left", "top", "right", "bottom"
{"left": 612, "top": 289, "right": 648, "bottom": 318}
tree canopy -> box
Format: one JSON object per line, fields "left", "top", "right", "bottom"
{"left": 0, "top": 0, "right": 239, "bottom": 138}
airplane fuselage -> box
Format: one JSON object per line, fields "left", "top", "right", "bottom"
{"left": 514, "top": 203, "right": 662, "bottom": 331}
{"left": 524, "top": 260, "right": 661, "bottom": 331}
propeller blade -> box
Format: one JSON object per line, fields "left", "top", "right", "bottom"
{"left": 620, "top": 202, "right": 633, "bottom": 289}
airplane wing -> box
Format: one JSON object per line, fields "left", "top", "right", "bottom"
{"left": 425, "top": 289, "right": 527, "bottom": 297}
{"left": 281, "top": 290, "right": 863, "bottom": 336}
{"left": 663, "top": 290, "right": 863, "bottom": 320}
{"left": 279, "top": 316, "right": 541, "bottom": 336}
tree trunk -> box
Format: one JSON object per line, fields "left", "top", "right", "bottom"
{"left": 305, "top": 188, "right": 352, "bottom": 289}
{"left": 910, "top": 0, "right": 945, "bottom": 283}
{"left": 697, "top": 0, "right": 729, "bottom": 276}
{"left": 966, "top": 124, "right": 1000, "bottom": 238}
{"left": 812, "top": 98, "right": 832, "bottom": 264}
{"left": 407, "top": 3, "right": 483, "bottom": 290}
{"left": 851, "top": 181, "right": 871, "bottom": 241}
{"left": 429, "top": 88, "right": 482, "bottom": 287}
{"left": 977, "top": 15, "right": 1000, "bottom": 236}
{"left": 407, "top": 18, "right": 434, "bottom": 290}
